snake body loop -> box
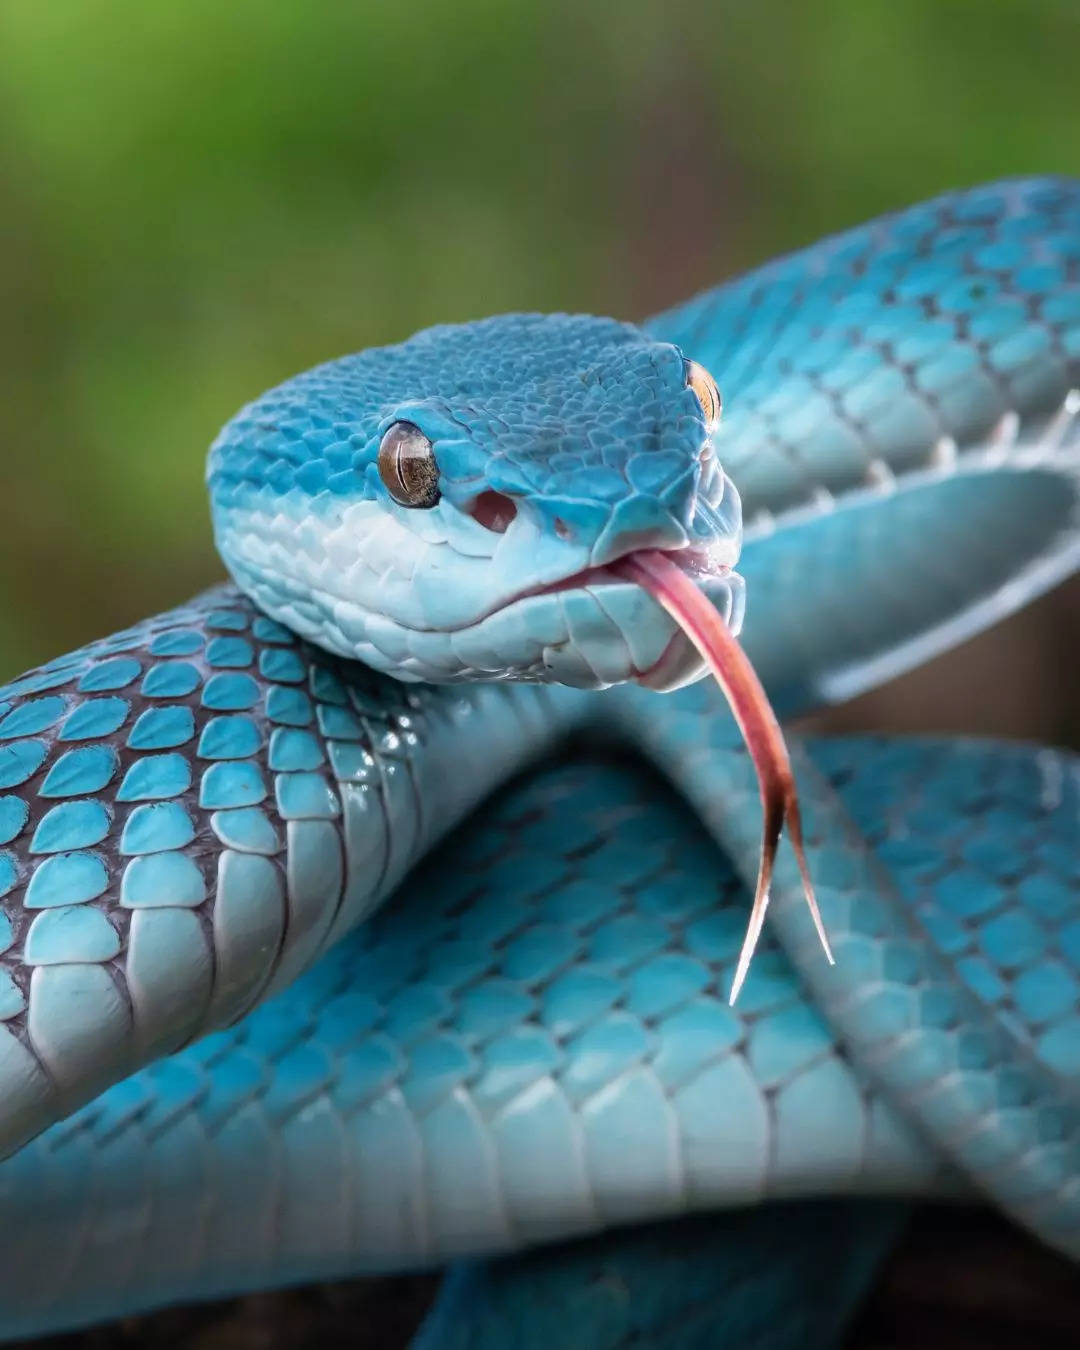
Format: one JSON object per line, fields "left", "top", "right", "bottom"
{"left": 0, "top": 177, "right": 1077, "bottom": 1341}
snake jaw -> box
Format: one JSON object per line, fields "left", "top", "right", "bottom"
{"left": 610, "top": 548, "right": 835, "bottom": 1002}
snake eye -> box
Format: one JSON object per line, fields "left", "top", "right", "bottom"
{"left": 377, "top": 421, "right": 441, "bottom": 508}
{"left": 684, "top": 360, "right": 722, "bottom": 435}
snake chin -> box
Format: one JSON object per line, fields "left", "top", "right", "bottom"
{"left": 542, "top": 554, "right": 747, "bottom": 693}
{"left": 223, "top": 540, "right": 744, "bottom": 690}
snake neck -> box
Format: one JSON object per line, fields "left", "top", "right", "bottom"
{"left": 0, "top": 584, "right": 589, "bottom": 1160}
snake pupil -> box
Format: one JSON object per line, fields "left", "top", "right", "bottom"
{"left": 378, "top": 421, "right": 440, "bottom": 508}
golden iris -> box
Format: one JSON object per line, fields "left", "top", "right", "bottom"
{"left": 377, "top": 422, "right": 440, "bottom": 508}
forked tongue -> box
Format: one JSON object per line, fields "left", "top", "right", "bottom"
{"left": 610, "top": 549, "right": 833, "bottom": 1003}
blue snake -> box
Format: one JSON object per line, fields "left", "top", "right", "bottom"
{"left": 0, "top": 176, "right": 1078, "bottom": 1346}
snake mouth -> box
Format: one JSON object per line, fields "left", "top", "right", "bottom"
{"left": 610, "top": 548, "right": 834, "bottom": 1002}
{"left": 489, "top": 544, "right": 743, "bottom": 689}
{"left": 486, "top": 543, "right": 737, "bottom": 621}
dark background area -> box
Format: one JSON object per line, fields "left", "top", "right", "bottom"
{"left": 0, "top": 2, "right": 1077, "bottom": 1345}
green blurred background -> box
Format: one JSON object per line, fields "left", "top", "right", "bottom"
{"left": 0, "top": 0, "right": 1078, "bottom": 739}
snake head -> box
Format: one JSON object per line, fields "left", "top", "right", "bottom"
{"left": 208, "top": 313, "right": 743, "bottom": 689}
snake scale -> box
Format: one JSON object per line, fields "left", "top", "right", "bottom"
{"left": 0, "top": 177, "right": 1078, "bottom": 1345}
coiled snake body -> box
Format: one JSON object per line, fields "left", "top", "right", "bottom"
{"left": 0, "top": 178, "right": 1078, "bottom": 1345}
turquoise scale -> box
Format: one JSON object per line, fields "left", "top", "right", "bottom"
{"left": 210, "top": 806, "right": 279, "bottom": 854}
{"left": 40, "top": 745, "right": 117, "bottom": 797}
{"left": 0, "top": 798, "right": 28, "bottom": 845}
{"left": 77, "top": 657, "right": 142, "bottom": 692}
{"left": 0, "top": 698, "right": 67, "bottom": 738}
{"left": 0, "top": 741, "right": 48, "bottom": 790}
{"left": 25, "top": 907, "right": 119, "bottom": 964}
{"left": 24, "top": 853, "right": 108, "bottom": 908}
{"left": 140, "top": 661, "right": 201, "bottom": 697}
{"left": 30, "top": 800, "right": 110, "bottom": 853}
{"left": 116, "top": 753, "right": 192, "bottom": 801}
{"left": 202, "top": 671, "right": 260, "bottom": 709}
{"left": 198, "top": 715, "right": 262, "bottom": 759}
{"left": 199, "top": 759, "right": 266, "bottom": 808}
{"left": 269, "top": 727, "right": 325, "bottom": 770}
{"left": 119, "top": 802, "right": 195, "bottom": 854}
{"left": 121, "top": 853, "right": 206, "bottom": 908}
{"left": 127, "top": 705, "right": 196, "bottom": 750}
{"left": 57, "top": 697, "right": 130, "bottom": 741}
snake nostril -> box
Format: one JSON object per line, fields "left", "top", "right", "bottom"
{"left": 554, "top": 518, "right": 571, "bottom": 541}
{"left": 467, "top": 490, "right": 518, "bottom": 534}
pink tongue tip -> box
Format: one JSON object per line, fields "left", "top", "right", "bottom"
{"left": 610, "top": 549, "right": 834, "bottom": 1004}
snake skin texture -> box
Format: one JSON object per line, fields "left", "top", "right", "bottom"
{"left": 0, "top": 732, "right": 1075, "bottom": 1335}
{"left": 616, "top": 682, "right": 1080, "bottom": 1255}
{"left": 0, "top": 178, "right": 1079, "bottom": 1340}
{"left": 653, "top": 176, "right": 1080, "bottom": 519}
{"left": 652, "top": 176, "right": 1080, "bottom": 709}
{"left": 0, "top": 587, "right": 586, "bottom": 1165}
